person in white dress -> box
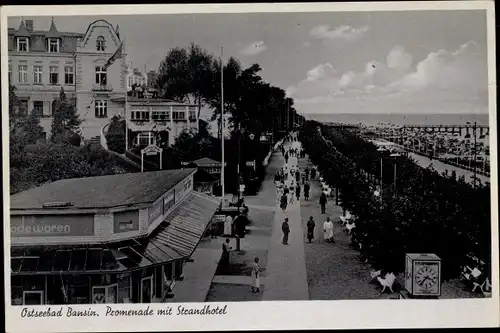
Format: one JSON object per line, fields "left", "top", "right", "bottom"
{"left": 224, "top": 215, "right": 233, "bottom": 236}
{"left": 323, "top": 217, "right": 335, "bottom": 243}
{"left": 251, "top": 257, "right": 261, "bottom": 293}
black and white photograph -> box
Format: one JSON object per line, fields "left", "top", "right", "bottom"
{"left": 2, "top": 2, "right": 499, "bottom": 331}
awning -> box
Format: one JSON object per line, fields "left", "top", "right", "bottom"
{"left": 11, "top": 192, "right": 220, "bottom": 275}
{"left": 149, "top": 192, "right": 220, "bottom": 257}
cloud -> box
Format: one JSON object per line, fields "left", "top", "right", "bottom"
{"left": 240, "top": 41, "right": 268, "bottom": 56}
{"left": 287, "top": 42, "right": 487, "bottom": 114}
{"left": 310, "top": 25, "right": 369, "bottom": 42}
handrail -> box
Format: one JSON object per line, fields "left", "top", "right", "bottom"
{"left": 100, "top": 122, "right": 110, "bottom": 150}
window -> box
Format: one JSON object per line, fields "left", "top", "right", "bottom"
{"left": 33, "top": 101, "right": 43, "bottom": 116}
{"left": 95, "top": 66, "right": 107, "bottom": 85}
{"left": 17, "top": 37, "right": 28, "bottom": 52}
{"left": 19, "top": 100, "right": 28, "bottom": 117}
{"left": 128, "top": 77, "right": 133, "bottom": 88}
{"left": 95, "top": 100, "right": 107, "bottom": 118}
{"left": 188, "top": 111, "right": 196, "bottom": 121}
{"left": 18, "top": 65, "right": 28, "bottom": 83}
{"left": 131, "top": 111, "right": 150, "bottom": 121}
{"left": 48, "top": 38, "right": 59, "bottom": 53}
{"left": 49, "top": 66, "right": 59, "bottom": 85}
{"left": 172, "top": 111, "right": 186, "bottom": 121}
{"left": 8, "top": 64, "right": 12, "bottom": 83}
{"left": 33, "top": 66, "right": 43, "bottom": 84}
{"left": 96, "top": 36, "right": 106, "bottom": 51}
{"left": 64, "top": 66, "right": 74, "bottom": 85}
{"left": 92, "top": 284, "right": 117, "bottom": 304}
{"left": 152, "top": 111, "right": 170, "bottom": 121}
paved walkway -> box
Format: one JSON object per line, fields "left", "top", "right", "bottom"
{"left": 166, "top": 240, "right": 221, "bottom": 303}
{"left": 262, "top": 141, "right": 309, "bottom": 301}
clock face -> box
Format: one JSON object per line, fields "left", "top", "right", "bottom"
{"left": 414, "top": 262, "right": 440, "bottom": 294}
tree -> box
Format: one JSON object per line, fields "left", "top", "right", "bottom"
{"left": 22, "top": 108, "right": 45, "bottom": 144}
{"left": 51, "top": 87, "right": 82, "bottom": 144}
{"left": 156, "top": 43, "right": 215, "bottom": 118}
{"left": 9, "top": 85, "right": 21, "bottom": 117}
{"left": 105, "top": 116, "right": 126, "bottom": 153}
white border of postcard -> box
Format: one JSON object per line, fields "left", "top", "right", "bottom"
{"left": 2, "top": 1, "right": 499, "bottom": 331}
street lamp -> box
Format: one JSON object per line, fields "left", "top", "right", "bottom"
{"left": 377, "top": 146, "right": 387, "bottom": 198}
{"left": 390, "top": 152, "right": 401, "bottom": 191}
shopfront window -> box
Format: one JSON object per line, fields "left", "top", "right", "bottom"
{"left": 92, "top": 284, "right": 118, "bottom": 304}
{"left": 24, "top": 291, "right": 44, "bottom": 305}
{"left": 140, "top": 276, "right": 153, "bottom": 303}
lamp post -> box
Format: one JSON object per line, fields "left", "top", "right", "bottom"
{"left": 390, "top": 152, "right": 401, "bottom": 192}
{"left": 377, "top": 146, "right": 387, "bottom": 199}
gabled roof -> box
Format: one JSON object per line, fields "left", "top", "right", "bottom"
{"left": 45, "top": 18, "right": 62, "bottom": 39}
{"left": 14, "top": 20, "right": 31, "bottom": 38}
{"left": 191, "top": 157, "right": 221, "bottom": 167}
{"left": 10, "top": 169, "right": 196, "bottom": 210}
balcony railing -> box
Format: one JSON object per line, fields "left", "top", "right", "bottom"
{"left": 92, "top": 83, "right": 113, "bottom": 92}
{"left": 188, "top": 117, "right": 197, "bottom": 122}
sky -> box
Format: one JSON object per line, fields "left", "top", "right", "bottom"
{"left": 9, "top": 10, "right": 490, "bottom": 116}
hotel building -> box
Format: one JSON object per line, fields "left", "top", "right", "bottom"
{"left": 8, "top": 18, "right": 199, "bottom": 146}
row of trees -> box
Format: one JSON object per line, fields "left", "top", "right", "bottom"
{"left": 9, "top": 85, "right": 123, "bottom": 194}
{"left": 299, "top": 121, "right": 491, "bottom": 281}
{"left": 105, "top": 43, "right": 304, "bottom": 193}
{"left": 155, "top": 43, "right": 303, "bottom": 138}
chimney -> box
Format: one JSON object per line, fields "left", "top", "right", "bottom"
{"left": 25, "top": 20, "right": 34, "bottom": 32}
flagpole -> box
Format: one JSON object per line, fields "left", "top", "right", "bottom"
{"left": 124, "top": 39, "right": 129, "bottom": 152}
{"left": 220, "top": 47, "right": 225, "bottom": 204}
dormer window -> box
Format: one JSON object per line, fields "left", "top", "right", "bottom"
{"left": 17, "top": 37, "right": 28, "bottom": 52}
{"left": 48, "top": 38, "right": 59, "bottom": 53}
{"left": 96, "top": 36, "right": 106, "bottom": 51}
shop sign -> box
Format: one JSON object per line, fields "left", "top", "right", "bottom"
{"left": 211, "top": 215, "right": 226, "bottom": 223}
{"left": 148, "top": 198, "right": 163, "bottom": 225}
{"left": 163, "top": 191, "right": 175, "bottom": 215}
{"left": 113, "top": 210, "right": 139, "bottom": 234}
{"left": 142, "top": 144, "right": 162, "bottom": 156}
{"left": 10, "top": 214, "right": 94, "bottom": 237}
{"left": 175, "top": 175, "right": 193, "bottom": 201}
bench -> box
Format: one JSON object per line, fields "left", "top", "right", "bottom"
{"left": 377, "top": 272, "right": 396, "bottom": 293}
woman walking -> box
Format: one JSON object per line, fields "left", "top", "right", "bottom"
{"left": 296, "top": 183, "right": 301, "bottom": 201}
{"left": 323, "top": 217, "right": 335, "bottom": 243}
{"left": 251, "top": 257, "right": 261, "bottom": 293}
{"left": 280, "top": 193, "right": 288, "bottom": 212}
{"left": 306, "top": 216, "right": 316, "bottom": 243}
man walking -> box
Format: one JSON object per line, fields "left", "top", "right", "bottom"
{"left": 319, "top": 192, "right": 327, "bottom": 214}
{"left": 306, "top": 216, "right": 316, "bottom": 243}
{"left": 304, "top": 182, "right": 310, "bottom": 200}
{"left": 310, "top": 167, "right": 316, "bottom": 181}
{"left": 296, "top": 183, "right": 301, "bottom": 201}
{"left": 282, "top": 218, "right": 290, "bottom": 245}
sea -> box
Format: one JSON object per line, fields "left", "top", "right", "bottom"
{"left": 306, "top": 113, "right": 490, "bottom": 127}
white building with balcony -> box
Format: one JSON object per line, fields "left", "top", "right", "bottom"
{"left": 8, "top": 18, "right": 127, "bottom": 140}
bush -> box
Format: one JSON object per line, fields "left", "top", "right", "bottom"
{"left": 299, "top": 121, "right": 491, "bottom": 280}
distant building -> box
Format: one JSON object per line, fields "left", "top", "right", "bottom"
{"left": 10, "top": 169, "right": 220, "bottom": 305}
{"left": 109, "top": 96, "right": 199, "bottom": 147}
{"left": 127, "top": 64, "right": 147, "bottom": 91}
{"left": 146, "top": 70, "right": 158, "bottom": 89}
{"left": 187, "top": 157, "right": 223, "bottom": 178}
{"left": 8, "top": 18, "right": 127, "bottom": 140}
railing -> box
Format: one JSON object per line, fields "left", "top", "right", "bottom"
{"left": 92, "top": 83, "right": 113, "bottom": 92}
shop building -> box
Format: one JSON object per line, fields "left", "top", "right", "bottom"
{"left": 10, "top": 169, "right": 220, "bottom": 305}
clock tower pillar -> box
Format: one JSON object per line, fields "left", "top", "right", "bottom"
{"left": 400, "top": 253, "right": 442, "bottom": 299}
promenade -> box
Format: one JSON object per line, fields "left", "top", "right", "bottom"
{"left": 262, "top": 147, "right": 309, "bottom": 301}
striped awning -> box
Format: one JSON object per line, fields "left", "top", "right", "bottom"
{"left": 11, "top": 192, "right": 220, "bottom": 275}
{"left": 150, "top": 192, "right": 220, "bottom": 257}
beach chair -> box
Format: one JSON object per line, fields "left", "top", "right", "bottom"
{"left": 346, "top": 221, "right": 356, "bottom": 234}
{"left": 340, "top": 211, "right": 353, "bottom": 225}
{"left": 377, "top": 272, "right": 396, "bottom": 293}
